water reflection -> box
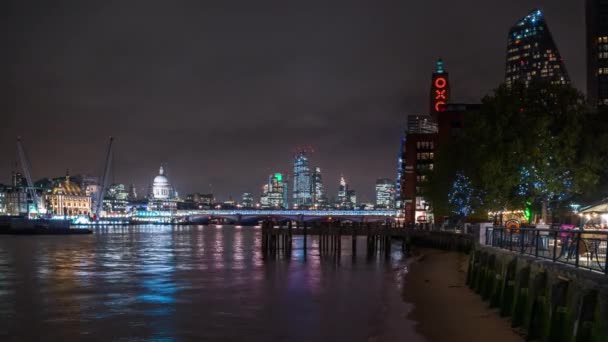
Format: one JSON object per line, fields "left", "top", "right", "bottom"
{"left": 0, "top": 225, "right": 422, "bottom": 342}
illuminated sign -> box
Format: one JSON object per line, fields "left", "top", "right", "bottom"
{"left": 433, "top": 76, "right": 448, "bottom": 113}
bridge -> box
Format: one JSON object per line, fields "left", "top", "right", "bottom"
{"left": 133, "top": 209, "right": 400, "bottom": 224}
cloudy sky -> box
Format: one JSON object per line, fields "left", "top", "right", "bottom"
{"left": 1, "top": 0, "right": 585, "bottom": 202}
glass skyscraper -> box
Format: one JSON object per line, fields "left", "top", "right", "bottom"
{"left": 292, "top": 151, "right": 312, "bottom": 208}
{"left": 375, "top": 178, "right": 396, "bottom": 209}
{"left": 505, "top": 9, "right": 569, "bottom": 87}
{"left": 261, "top": 173, "right": 288, "bottom": 209}
{"left": 587, "top": 0, "right": 608, "bottom": 107}
{"left": 311, "top": 167, "right": 327, "bottom": 208}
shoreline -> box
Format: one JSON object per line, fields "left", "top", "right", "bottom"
{"left": 403, "top": 248, "right": 523, "bottom": 342}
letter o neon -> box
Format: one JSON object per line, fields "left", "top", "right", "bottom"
{"left": 435, "top": 77, "right": 447, "bottom": 89}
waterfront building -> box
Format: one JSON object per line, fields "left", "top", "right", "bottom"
{"left": 261, "top": 173, "right": 288, "bottom": 209}
{"left": 292, "top": 151, "right": 312, "bottom": 208}
{"left": 0, "top": 185, "right": 5, "bottom": 215}
{"left": 395, "top": 136, "right": 406, "bottom": 210}
{"left": 587, "top": 0, "right": 608, "bottom": 107}
{"left": 3, "top": 172, "right": 47, "bottom": 216}
{"left": 103, "top": 184, "right": 129, "bottom": 214}
{"left": 311, "top": 167, "right": 328, "bottom": 208}
{"left": 241, "top": 192, "right": 254, "bottom": 208}
{"left": 5, "top": 188, "right": 29, "bottom": 216}
{"left": 45, "top": 173, "right": 91, "bottom": 217}
{"left": 400, "top": 59, "right": 481, "bottom": 225}
{"left": 148, "top": 165, "right": 178, "bottom": 211}
{"left": 375, "top": 178, "right": 396, "bottom": 209}
{"left": 505, "top": 9, "right": 569, "bottom": 87}
{"left": 71, "top": 175, "right": 100, "bottom": 212}
{"left": 184, "top": 193, "right": 214, "bottom": 209}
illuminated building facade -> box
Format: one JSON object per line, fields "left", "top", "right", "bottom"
{"left": 241, "top": 192, "right": 254, "bottom": 208}
{"left": 505, "top": 9, "right": 569, "bottom": 87}
{"left": 0, "top": 186, "right": 5, "bottom": 215}
{"left": 46, "top": 174, "right": 91, "bottom": 217}
{"left": 335, "top": 176, "right": 356, "bottom": 209}
{"left": 2, "top": 172, "right": 46, "bottom": 216}
{"left": 103, "top": 183, "right": 129, "bottom": 214}
{"left": 184, "top": 193, "right": 214, "bottom": 209}
{"left": 293, "top": 151, "right": 312, "bottom": 208}
{"left": 587, "top": 0, "right": 608, "bottom": 107}
{"left": 375, "top": 178, "right": 396, "bottom": 209}
{"left": 312, "top": 167, "right": 328, "bottom": 208}
{"left": 346, "top": 190, "right": 357, "bottom": 209}
{"left": 337, "top": 176, "right": 347, "bottom": 206}
{"left": 261, "top": 173, "right": 288, "bottom": 209}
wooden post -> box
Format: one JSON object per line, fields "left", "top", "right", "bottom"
{"left": 303, "top": 221, "right": 308, "bottom": 254}
{"left": 336, "top": 223, "right": 342, "bottom": 254}
{"left": 352, "top": 222, "right": 357, "bottom": 256}
{"left": 287, "top": 220, "right": 293, "bottom": 255}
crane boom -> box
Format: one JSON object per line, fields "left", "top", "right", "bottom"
{"left": 16, "top": 137, "right": 38, "bottom": 214}
{"left": 95, "top": 137, "right": 114, "bottom": 218}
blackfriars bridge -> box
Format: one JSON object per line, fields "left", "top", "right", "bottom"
{"left": 133, "top": 209, "right": 400, "bottom": 224}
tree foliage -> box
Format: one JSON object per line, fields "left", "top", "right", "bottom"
{"left": 427, "top": 81, "right": 608, "bottom": 222}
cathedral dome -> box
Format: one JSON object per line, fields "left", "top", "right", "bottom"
{"left": 153, "top": 166, "right": 169, "bottom": 186}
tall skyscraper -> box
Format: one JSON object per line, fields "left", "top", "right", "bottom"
{"left": 337, "top": 175, "right": 347, "bottom": 205}
{"left": 505, "top": 9, "right": 569, "bottom": 88}
{"left": 335, "top": 176, "right": 356, "bottom": 209}
{"left": 311, "top": 167, "right": 327, "bottom": 208}
{"left": 587, "top": 0, "right": 608, "bottom": 107}
{"left": 241, "top": 192, "right": 254, "bottom": 208}
{"left": 261, "top": 173, "right": 288, "bottom": 209}
{"left": 292, "top": 151, "right": 312, "bottom": 208}
{"left": 375, "top": 178, "right": 396, "bottom": 209}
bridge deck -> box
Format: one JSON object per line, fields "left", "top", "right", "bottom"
{"left": 265, "top": 226, "right": 408, "bottom": 237}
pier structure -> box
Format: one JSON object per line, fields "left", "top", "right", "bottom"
{"left": 259, "top": 220, "right": 409, "bottom": 258}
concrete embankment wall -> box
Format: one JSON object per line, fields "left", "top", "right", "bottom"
{"left": 409, "top": 230, "right": 608, "bottom": 341}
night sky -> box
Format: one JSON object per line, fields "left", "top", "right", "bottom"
{"left": 1, "top": 1, "right": 585, "bottom": 202}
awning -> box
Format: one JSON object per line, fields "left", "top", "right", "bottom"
{"left": 579, "top": 198, "right": 608, "bottom": 213}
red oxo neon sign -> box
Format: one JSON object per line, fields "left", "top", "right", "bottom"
{"left": 434, "top": 77, "right": 447, "bottom": 112}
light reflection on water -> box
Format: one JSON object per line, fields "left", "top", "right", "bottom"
{"left": 0, "top": 225, "right": 423, "bottom": 342}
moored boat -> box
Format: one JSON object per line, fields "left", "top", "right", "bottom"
{"left": 0, "top": 216, "right": 92, "bottom": 235}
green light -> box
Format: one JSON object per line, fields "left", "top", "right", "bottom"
{"left": 524, "top": 201, "right": 532, "bottom": 222}
{"left": 274, "top": 173, "right": 282, "bottom": 181}
{"left": 436, "top": 58, "right": 444, "bottom": 73}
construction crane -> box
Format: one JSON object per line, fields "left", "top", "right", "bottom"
{"left": 94, "top": 137, "right": 114, "bottom": 219}
{"left": 16, "top": 137, "right": 38, "bottom": 215}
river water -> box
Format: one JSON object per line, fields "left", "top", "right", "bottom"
{"left": 0, "top": 225, "right": 424, "bottom": 342}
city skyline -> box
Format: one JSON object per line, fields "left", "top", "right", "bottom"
{"left": 1, "top": 1, "right": 587, "bottom": 201}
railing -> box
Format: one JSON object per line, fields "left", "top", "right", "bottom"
{"left": 485, "top": 227, "right": 608, "bottom": 274}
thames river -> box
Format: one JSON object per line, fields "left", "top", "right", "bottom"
{"left": 0, "top": 225, "right": 424, "bottom": 342}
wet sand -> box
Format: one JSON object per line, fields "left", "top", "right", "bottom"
{"left": 403, "top": 248, "right": 524, "bottom": 342}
